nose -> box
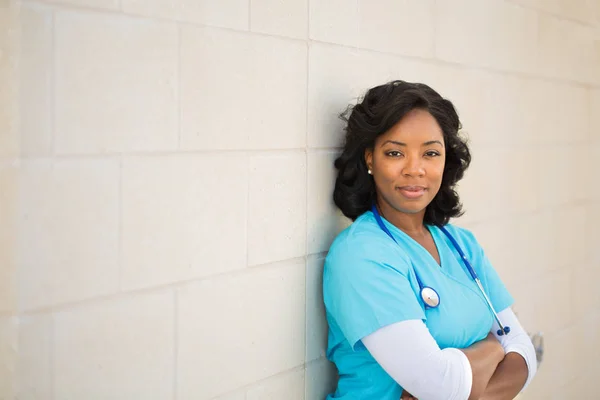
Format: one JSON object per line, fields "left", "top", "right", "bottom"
{"left": 402, "top": 155, "right": 425, "bottom": 177}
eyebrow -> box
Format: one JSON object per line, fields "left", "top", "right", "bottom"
{"left": 381, "top": 140, "right": 444, "bottom": 147}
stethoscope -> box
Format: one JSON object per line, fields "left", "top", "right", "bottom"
{"left": 371, "top": 205, "right": 511, "bottom": 336}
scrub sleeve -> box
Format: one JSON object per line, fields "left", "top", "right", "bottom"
{"left": 324, "top": 235, "right": 426, "bottom": 349}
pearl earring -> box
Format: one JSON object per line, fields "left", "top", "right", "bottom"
{"left": 368, "top": 169, "right": 372, "bottom": 175}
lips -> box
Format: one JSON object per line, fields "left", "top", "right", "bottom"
{"left": 397, "top": 186, "right": 427, "bottom": 199}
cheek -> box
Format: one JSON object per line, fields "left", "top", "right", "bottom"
{"left": 378, "top": 162, "right": 400, "bottom": 182}
{"left": 431, "top": 162, "right": 445, "bottom": 184}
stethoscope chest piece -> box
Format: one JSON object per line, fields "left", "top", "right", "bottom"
{"left": 420, "top": 286, "right": 440, "bottom": 308}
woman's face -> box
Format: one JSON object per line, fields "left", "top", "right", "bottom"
{"left": 365, "top": 108, "right": 446, "bottom": 217}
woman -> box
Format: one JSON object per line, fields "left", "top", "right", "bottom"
{"left": 323, "top": 81, "right": 537, "bottom": 400}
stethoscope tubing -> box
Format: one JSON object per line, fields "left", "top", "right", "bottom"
{"left": 437, "top": 224, "right": 510, "bottom": 335}
{"left": 370, "top": 204, "right": 510, "bottom": 336}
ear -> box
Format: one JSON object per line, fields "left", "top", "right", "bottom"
{"left": 364, "top": 147, "right": 373, "bottom": 172}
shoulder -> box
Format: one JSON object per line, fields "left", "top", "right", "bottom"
{"left": 443, "top": 223, "right": 514, "bottom": 308}
{"left": 442, "top": 224, "right": 484, "bottom": 261}
{"left": 439, "top": 223, "right": 483, "bottom": 257}
{"left": 325, "top": 212, "right": 412, "bottom": 277}
{"left": 328, "top": 212, "right": 386, "bottom": 254}
{"left": 441, "top": 223, "right": 497, "bottom": 276}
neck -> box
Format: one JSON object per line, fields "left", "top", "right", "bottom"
{"left": 376, "top": 199, "right": 428, "bottom": 238}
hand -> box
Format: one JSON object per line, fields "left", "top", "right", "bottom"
{"left": 400, "top": 389, "right": 418, "bottom": 400}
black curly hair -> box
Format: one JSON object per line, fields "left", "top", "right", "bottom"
{"left": 333, "top": 80, "right": 471, "bottom": 226}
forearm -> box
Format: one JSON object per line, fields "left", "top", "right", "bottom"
{"left": 481, "top": 308, "right": 538, "bottom": 399}
{"left": 460, "top": 334, "right": 504, "bottom": 400}
{"left": 479, "top": 352, "right": 528, "bottom": 400}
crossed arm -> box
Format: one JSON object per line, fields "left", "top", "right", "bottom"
{"left": 478, "top": 309, "right": 535, "bottom": 400}
{"left": 362, "top": 308, "right": 536, "bottom": 400}
{"left": 400, "top": 334, "right": 528, "bottom": 400}
{"left": 456, "top": 330, "right": 530, "bottom": 400}
{"left": 478, "top": 352, "right": 528, "bottom": 400}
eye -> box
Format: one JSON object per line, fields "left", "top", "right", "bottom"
{"left": 425, "top": 151, "right": 441, "bottom": 157}
{"left": 385, "top": 150, "right": 403, "bottom": 158}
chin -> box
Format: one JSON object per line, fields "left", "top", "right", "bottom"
{"left": 394, "top": 203, "right": 427, "bottom": 215}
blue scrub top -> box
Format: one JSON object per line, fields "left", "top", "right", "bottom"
{"left": 323, "top": 211, "right": 514, "bottom": 400}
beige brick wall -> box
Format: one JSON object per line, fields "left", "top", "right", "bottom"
{"left": 2, "top": 0, "right": 599, "bottom": 399}
{"left": 1, "top": 0, "right": 19, "bottom": 398}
